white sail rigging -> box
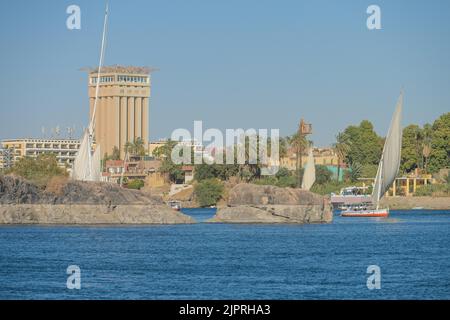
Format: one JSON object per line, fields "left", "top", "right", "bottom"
{"left": 372, "top": 92, "right": 403, "bottom": 207}
{"left": 301, "top": 147, "right": 316, "bottom": 191}
{"left": 71, "top": 3, "right": 109, "bottom": 182}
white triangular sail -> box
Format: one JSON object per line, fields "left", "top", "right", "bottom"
{"left": 71, "top": 3, "right": 109, "bottom": 182}
{"left": 301, "top": 147, "right": 316, "bottom": 190}
{"left": 372, "top": 92, "right": 403, "bottom": 206}
{"left": 92, "top": 144, "right": 102, "bottom": 181}
{"left": 71, "top": 129, "right": 91, "bottom": 180}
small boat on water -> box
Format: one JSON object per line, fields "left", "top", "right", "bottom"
{"left": 167, "top": 200, "right": 182, "bottom": 211}
{"left": 342, "top": 92, "right": 403, "bottom": 218}
{"left": 331, "top": 186, "right": 372, "bottom": 210}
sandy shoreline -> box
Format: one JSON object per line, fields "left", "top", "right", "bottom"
{"left": 379, "top": 196, "right": 450, "bottom": 210}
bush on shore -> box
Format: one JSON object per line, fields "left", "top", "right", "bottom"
{"left": 5, "top": 154, "right": 67, "bottom": 188}
{"left": 194, "top": 179, "right": 224, "bottom": 207}
{"left": 414, "top": 183, "right": 450, "bottom": 197}
{"left": 126, "top": 179, "right": 145, "bottom": 190}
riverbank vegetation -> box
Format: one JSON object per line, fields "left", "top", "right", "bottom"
{"left": 194, "top": 179, "right": 224, "bottom": 207}
{"left": 415, "top": 174, "right": 450, "bottom": 197}
{"left": 3, "top": 154, "right": 67, "bottom": 188}
{"left": 152, "top": 112, "right": 449, "bottom": 203}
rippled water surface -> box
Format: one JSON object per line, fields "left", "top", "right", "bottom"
{"left": 0, "top": 209, "right": 449, "bottom": 299}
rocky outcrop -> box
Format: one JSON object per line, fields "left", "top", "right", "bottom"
{"left": 0, "top": 204, "right": 194, "bottom": 225}
{"left": 0, "top": 175, "right": 161, "bottom": 205}
{"left": 0, "top": 175, "right": 195, "bottom": 224}
{"left": 209, "top": 183, "right": 332, "bottom": 224}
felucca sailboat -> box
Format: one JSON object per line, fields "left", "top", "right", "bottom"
{"left": 71, "top": 3, "right": 109, "bottom": 181}
{"left": 342, "top": 92, "right": 403, "bottom": 217}
{"left": 301, "top": 147, "right": 316, "bottom": 191}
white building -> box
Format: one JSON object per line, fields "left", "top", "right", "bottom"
{"left": 1, "top": 138, "right": 81, "bottom": 168}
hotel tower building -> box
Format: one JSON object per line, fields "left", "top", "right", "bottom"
{"left": 88, "top": 65, "right": 152, "bottom": 158}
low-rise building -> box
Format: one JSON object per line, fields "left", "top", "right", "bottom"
{"left": 280, "top": 147, "right": 339, "bottom": 170}
{"left": 103, "top": 158, "right": 165, "bottom": 187}
{"left": 1, "top": 138, "right": 81, "bottom": 168}
{"left": 359, "top": 172, "right": 435, "bottom": 197}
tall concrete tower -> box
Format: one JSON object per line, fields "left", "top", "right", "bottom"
{"left": 88, "top": 65, "right": 152, "bottom": 158}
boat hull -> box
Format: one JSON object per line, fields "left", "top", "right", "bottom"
{"left": 341, "top": 208, "right": 389, "bottom": 218}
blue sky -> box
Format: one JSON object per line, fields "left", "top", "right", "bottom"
{"left": 0, "top": 0, "right": 449, "bottom": 146}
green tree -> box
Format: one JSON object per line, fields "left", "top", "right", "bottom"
{"left": 124, "top": 138, "right": 146, "bottom": 157}
{"left": 194, "top": 179, "right": 224, "bottom": 207}
{"left": 194, "top": 163, "right": 239, "bottom": 181}
{"left": 333, "top": 132, "right": 351, "bottom": 182}
{"left": 360, "top": 164, "right": 378, "bottom": 178}
{"left": 110, "top": 146, "right": 121, "bottom": 160}
{"left": 124, "top": 141, "right": 133, "bottom": 156}
{"left": 133, "top": 137, "right": 146, "bottom": 156}
{"left": 428, "top": 112, "right": 450, "bottom": 173}
{"left": 194, "top": 163, "right": 217, "bottom": 181}
{"left": 346, "top": 162, "right": 363, "bottom": 182}
{"left": 343, "top": 120, "right": 382, "bottom": 166}
{"left": 152, "top": 140, "right": 177, "bottom": 159}
{"left": 401, "top": 124, "right": 423, "bottom": 173}
{"left": 8, "top": 154, "right": 66, "bottom": 187}
{"left": 153, "top": 140, "right": 186, "bottom": 183}
{"left": 315, "top": 165, "right": 332, "bottom": 185}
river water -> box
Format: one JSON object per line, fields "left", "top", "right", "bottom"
{"left": 0, "top": 209, "right": 449, "bottom": 299}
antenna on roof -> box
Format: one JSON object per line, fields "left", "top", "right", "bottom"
{"left": 67, "top": 127, "right": 74, "bottom": 139}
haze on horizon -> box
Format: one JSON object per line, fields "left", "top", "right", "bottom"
{"left": 0, "top": 0, "right": 449, "bottom": 147}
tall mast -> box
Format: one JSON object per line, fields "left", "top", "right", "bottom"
{"left": 87, "top": 2, "right": 109, "bottom": 179}
{"left": 89, "top": 2, "right": 109, "bottom": 135}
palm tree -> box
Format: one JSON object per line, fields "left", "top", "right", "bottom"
{"left": 124, "top": 141, "right": 133, "bottom": 155}
{"left": 333, "top": 132, "right": 351, "bottom": 182}
{"left": 124, "top": 138, "right": 146, "bottom": 158}
{"left": 348, "top": 162, "right": 362, "bottom": 182}
{"left": 133, "top": 137, "right": 146, "bottom": 157}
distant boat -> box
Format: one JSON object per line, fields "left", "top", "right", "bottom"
{"left": 71, "top": 3, "right": 109, "bottom": 182}
{"left": 342, "top": 92, "right": 403, "bottom": 218}
{"left": 330, "top": 186, "right": 373, "bottom": 210}
{"left": 167, "top": 200, "right": 182, "bottom": 211}
{"left": 301, "top": 147, "right": 316, "bottom": 191}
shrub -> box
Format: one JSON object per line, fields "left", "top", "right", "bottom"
{"left": 7, "top": 154, "right": 66, "bottom": 187}
{"left": 315, "top": 165, "right": 332, "bottom": 185}
{"left": 310, "top": 181, "right": 349, "bottom": 196}
{"left": 127, "top": 179, "right": 145, "bottom": 190}
{"left": 194, "top": 179, "right": 224, "bottom": 207}
{"left": 414, "top": 184, "right": 450, "bottom": 197}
